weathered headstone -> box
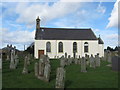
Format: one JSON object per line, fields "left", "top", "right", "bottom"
{"left": 112, "top": 56, "right": 120, "bottom": 71}
{"left": 74, "top": 58, "right": 78, "bottom": 64}
{"left": 103, "top": 52, "right": 107, "bottom": 61}
{"left": 34, "top": 62, "right": 39, "bottom": 77}
{"left": 38, "top": 59, "right": 45, "bottom": 76}
{"left": 89, "top": 54, "right": 96, "bottom": 68}
{"left": 95, "top": 54, "right": 100, "bottom": 67}
{"left": 107, "top": 51, "right": 112, "bottom": 63}
{"left": 26, "top": 54, "right": 30, "bottom": 65}
{"left": 13, "top": 46, "right": 16, "bottom": 56}
{"left": 6, "top": 54, "right": 9, "bottom": 61}
{"left": 55, "top": 67, "right": 66, "bottom": 88}
{"left": 78, "top": 55, "right": 81, "bottom": 64}
{"left": 14, "top": 54, "right": 19, "bottom": 68}
{"left": 65, "top": 53, "right": 67, "bottom": 58}
{"left": 81, "top": 57, "right": 87, "bottom": 72}
{"left": 43, "top": 62, "right": 51, "bottom": 82}
{"left": 22, "top": 56, "right": 28, "bottom": 74}
{"left": 10, "top": 50, "right": 16, "bottom": 69}
{"left": 60, "top": 56, "right": 65, "bottom": 67}
{"left": 67, "top": 55, "right": 71, "bottom": 65}
{"left": 0, "top": 54, "right": 2, "bottom": 69}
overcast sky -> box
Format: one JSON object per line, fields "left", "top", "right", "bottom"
{"left": 0, "top": 0, "right": 119, "bottom": 50}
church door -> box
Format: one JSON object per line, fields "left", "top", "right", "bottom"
{"left": 38, "top": 50, "right": 44, "bottom": 58}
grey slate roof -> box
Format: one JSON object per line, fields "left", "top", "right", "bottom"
{"left": 98, "top": 37, "right": 104, "bottom": 44}
{"left": 35, "top": 27, "right": 98, "bottom": 40}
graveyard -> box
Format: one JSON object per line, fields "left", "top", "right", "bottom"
{"left": 2, "top": 51, "right": 118, "bottom": 88}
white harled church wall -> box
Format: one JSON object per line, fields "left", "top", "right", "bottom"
{"left": 98, "top": 44, "right": 104, "bottom": 57}
{"left": 34, "top": 40, "right": 104, "bottom": 59}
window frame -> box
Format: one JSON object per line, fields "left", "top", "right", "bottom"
{"left": 73, "top": 42, "right": 77, "bottom": 53}
{"left": 46, "top": 42, "right": 51, "bottom": 53}
{"left": 58, "top": 42, "right": 63, "bottom": 53}
{"left": 84, "top": 42, "right": 88, "bottom": 53}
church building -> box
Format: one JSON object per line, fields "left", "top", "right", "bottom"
{"left": 34, "top": 16, "right": 104, "bottom": 59}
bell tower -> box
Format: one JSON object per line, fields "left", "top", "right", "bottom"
{"left": 36, "top": 16, "right": 40, "bottom": 30}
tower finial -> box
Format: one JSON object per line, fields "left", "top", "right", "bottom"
{"left": 37, "top": 16, "right": 39, "bottom": 19}
{"left": 99, "top": 34, "right": 100, "bottom": 38}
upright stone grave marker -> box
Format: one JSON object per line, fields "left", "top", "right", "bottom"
{"left": 14, "top": 54, "right": 19, "bottom": 68}
{"left": 10, "top": 50, "right": 16, "bottom": 69}
{"left": 34, "top": 62, "right": 39, "bottom": 77}
{"left": 67, "top": 55, "right": 71, "bottom": 65}
{"left": 38, "top": 59, "right": 45, "bottom": 76}
{"left": 60, "top": 56, "right": 65, "bottom": 67}
{"left": 78, "top": 55, "right": 81, "bottom": 64}
{"left": 107, "top": 51, "right": 112, "bottom": 63}
{"left": 43, "top": 62, "right": 51, "bottom": 82}
{"left": 89, "top": 54, "right": 96, "bottom": 68}
{"left": 95, "top": 54, "right": 100, "bottom": 67}
{"left": 0, "top": 54, "right": 2, "bottom": 69}
{"left": 22, "top": 56, "right": 28, "bottom": 74}
{"left": 112, "top": 56, "right": 120, "bottom": 71}
{"left": 55, "top": 67, "right": 66, "bottom": 88}
{"left": 81, "top": 57, "right": 87, "bottom": 72}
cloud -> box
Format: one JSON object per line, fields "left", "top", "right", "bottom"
{"left": 106, "top": 33, "right": 118, "bottom": 39}
{"left": 15, "top": 1, "right": 81, "bottom": 28}
{"left": 106, "top": 0, "right": 119, "bottom": 28}
{"left": 1, "top": 28, "right": 35, "bottom": 45}
{"left": 96, "top": 2, "right": 106, "bottom": 14}
{"left": 1, "top": 0, "right": 116, "bottom": 2}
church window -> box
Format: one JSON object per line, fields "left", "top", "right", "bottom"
{"left": 58, "top": 42, "right": 63, "bottom": 52}
{"left": 73, "top": 42, "right": 77, "bottom": 53}
{"left": 46, "top": 42, "right": 51, "bottom": 52}
{"left": 84, "top": 42, "right": 88, "bottom": 53}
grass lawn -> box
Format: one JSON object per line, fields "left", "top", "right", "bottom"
{"left": 2, "top": 56, "right": 118, "bottom": 88}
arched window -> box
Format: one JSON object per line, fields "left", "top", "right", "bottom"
{"left": 84, "top": 42, "right": 88, "bottom": 53}
{"left": 58, "top": 42, "right": 63, "bottom": 52}
{"left": 46, "top": 42, "right": 51, "bottom": 52}
{"left": 73, "top": 42, "right": 77, "bottom": 53}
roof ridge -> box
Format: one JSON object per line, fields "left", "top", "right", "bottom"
{"left": 40, "top": 27, "right": 91, "bottom": 30}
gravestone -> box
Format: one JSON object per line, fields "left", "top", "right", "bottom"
{"left": 104, "top": 51, "right": 108, "bottom": 61}
{"left": 10, "top": 50, "right": 16, "bottom": 69}
{"left": 85, "top": 54, "right": 89, "bottom": 66}
{"left": 95, "top": 54, "right": 100, "bottom": 67}
{"left": 78, "top": 55, "right": 81, "bottom": 64}
{"left": 6, "top": 54, "right": 9, "bottom": 61}
{"left": 38, "top": 60, "right": 45, "bottom": 76}
{"left": 43, "top": 62, "right": 51, "bottom": 82}
{"left": 65, "top": 53, "right": 67, "bottom": 58}
{"left": 55, "top": 67, "right": 66, "bottom": 88}
{"left": 35, "top": 62, "right": 39, "bottom": 77}
{"left": 22, "top": 56, "right": 28, "bottom": 74}
{"left": 67, "top": 55, "right": 71, "bottom": 65}
{"left": 89, "top": 54, "right": 96, "bottom": 68}
{"left": 74, "top": 58, "right": 78, "bottom": 64}
{"left": 64, "top": 53, "right": 68, "bottom": 66}
{"left": 107, "top": 51, "right": 112, "bottom": 63}
{"left": 45, "top": 55, "right": 50, "bottom": 64}
{"left": 26, "top": 55, "right": 30, "bottom": 65}
{"left": 14, "top": 54, "right": 19, "bottom": 68}
{"left": 60, "top": 56, "right": 65, "bottom": 67}
{"left": 81, "top": 57, "right": 87, "bottom": 72}
{"left": 0, "top": 54, "right": 2, "bottom": 69}
{"left": 112, "top": 56, "right": 120, "bottom": 71}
